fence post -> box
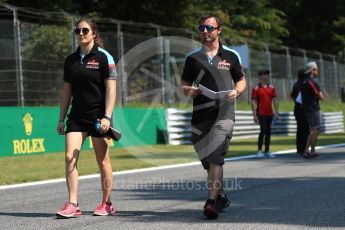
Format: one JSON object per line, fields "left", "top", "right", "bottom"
{"left": 164, "top": 39, "right": 172, "bottom": 106}
{"left": 246, "top": 45, "right": 252, "bottom": 103}
{"left": 282, "top": 46, "right": 292, "bottom": 100}
{"left": 6, "top": 4, "right": 24, "bottom": 106}
{"left": 332, "top": 55, "right": 339, "bottom": 97}
{"left": 157, "top": 27, "right": 165, "bottom": 104}
{"left": 70, "top": 16, "right": 76, "bottom": 53}
{"left": 117, "top": 22, "right": 126, "bottom": 105}
{"left": 263, "top": 43, "right": 272, "bottom": 83}
{"left": 299, "top": 48, "right": 307, "bottom": 65}
{"left": 315, "top": 51, "right": 326, "bottom": 94}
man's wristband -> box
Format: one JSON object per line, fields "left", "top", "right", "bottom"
{"left": 58, "top": 120, "right": 64, "bottom": 123}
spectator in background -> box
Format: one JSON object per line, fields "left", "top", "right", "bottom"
{"left": 290, "top": 69, "right": 309, "bottom": 156}
{"left": 251, "top": 69, "right": 279, "bottom": 159}
{"left": 301, "top": 61, "right": 325, "bottom": 158}
{"left": 181, "top": 13, "right": 246, "bottom": 219}
{"left": 56, "top": 18, "right": 117, "bottom": 218}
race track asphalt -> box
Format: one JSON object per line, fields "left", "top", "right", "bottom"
{"left": 0, "top": 145, "right": 345, "bottom": 230}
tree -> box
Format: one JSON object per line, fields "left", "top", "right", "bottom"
{"left": 4, "top": 0, "right": 344, "bottom": 55}
{"left": 272, "top": 0, "right": 345, "bottom": 56}
{"left": 333, "top": 17, "right": 345, "bottom": 59}
{"left": 5, "top": 0, "right": 288, "bottom": 45}
{"left": 178, "top": 0, "right": 289, "bottom": 45}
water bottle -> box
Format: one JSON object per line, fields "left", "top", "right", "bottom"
{"left": 271, "top": 117, "right": 276, "bottom": 126}
{"left": 95, "top": 119, "right": 102, "bottom": 133}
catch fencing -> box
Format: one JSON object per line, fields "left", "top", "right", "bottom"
{"left": 1, "top": 4, "right": 344, "bottom": 107}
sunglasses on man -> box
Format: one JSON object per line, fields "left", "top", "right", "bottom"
{"left": 198, "top": 24, "right": 219, "bottom": 32}
{"left": 74, "top": 27, "right": 90, "bottom": 35}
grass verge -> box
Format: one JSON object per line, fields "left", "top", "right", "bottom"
{"left": 0, "top": 133, "right": 344, "bottom": 186}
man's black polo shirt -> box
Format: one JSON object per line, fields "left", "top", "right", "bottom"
{"left": 301, "top": 75, "right": 321, "bottom": 113}
{"left": 64, "top": 44, "right": 117, "bottom": 122}
{"left": 181, "top": 43, "right": 245, "bottom": 124}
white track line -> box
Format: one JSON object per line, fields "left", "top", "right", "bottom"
{"left": 1, "top": 143, "right": 344, "bottom": 190}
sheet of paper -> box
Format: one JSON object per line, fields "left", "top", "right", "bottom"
{"left": 295, "top": 91, "right": 302, "bottom": 104}
{"left": 198, "top": 84, "right": 217, "bottom": 99}
{"left": 198, "top": 84, "right": 236, "bottom": 100}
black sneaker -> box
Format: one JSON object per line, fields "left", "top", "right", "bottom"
{"left": 203, "top": 199, "right": 218, "bottom": 219}
{"left": 216, "top": 194, "right": 230, "bottom": 212}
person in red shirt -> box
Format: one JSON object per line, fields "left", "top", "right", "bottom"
{"left": 251, "top": 69, "right": 279, "bottom": 158}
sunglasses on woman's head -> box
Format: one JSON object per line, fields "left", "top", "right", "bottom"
{"left": 198, "top": 24, "right": 219, "bottom": 32}
{"left": 74, "top": 27, "right": 90, "bottom": 35}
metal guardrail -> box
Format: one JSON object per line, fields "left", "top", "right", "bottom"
{"left": 166, "top": 108, "right": 344, "bottom": 145}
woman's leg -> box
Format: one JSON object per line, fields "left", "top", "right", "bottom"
{"left": 92, "top": 137, "right": 112, "bottom": 202}
{"left": 65, "top": 132, "right": 88, "bottom": 204}
{"left": 300, "top": 113, "right": 310, "bottom": 152}
{"left": 294, "top": 110, "right": 302, "bottom": 152}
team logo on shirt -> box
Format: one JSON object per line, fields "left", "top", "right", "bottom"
{"left": 86, "top": 59, "right": 100, "bottom": 69}
{"left": 217, "top": 60, "right": 231, "bottom": 70}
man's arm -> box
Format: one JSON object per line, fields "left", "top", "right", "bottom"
{"left": 251, "top": 98, "right": 259, "bottom": 124}
{"left": 227, "top": 77, "right": 247, "bottom": 100}
{"left": 180, "top": 80, "right": 201, "bottom": 97}
{"left": 272, "top": 97, "right": 279, "bottom": 119}
{"left": 235, "top": 77, "right": 246, "bottom": 96}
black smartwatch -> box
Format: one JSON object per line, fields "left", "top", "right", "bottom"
{"left": 104, "top": 115, "right": 112, "bottom": 122}
{"left": 235, "top": 89, "right": 240, "bottom": 98}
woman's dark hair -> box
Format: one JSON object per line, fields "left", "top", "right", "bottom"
{"left": 76, "top": 18, "right": 104, "bottom": 48}
{"left": 290, "top": 68, "right": 306, "bottom": 99}
{"left": 198, "top": 13, "right": 222, "bottom": 27}
{"left": 297, "top": 68, "right": 306, "bottom": 80}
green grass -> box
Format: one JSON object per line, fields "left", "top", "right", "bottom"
{"left": 236, "top": 99, "right": 345, "bottom": 112}
{"left": 236, "top": 99, "right": 345, "bottom": 127}
{"left": 0, "top": 133, "right": 344, "bottom": 186}
{"left": 129, "top": 99, "right": 345, "bottom": 112}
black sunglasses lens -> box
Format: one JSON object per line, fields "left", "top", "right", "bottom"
{"left": 82, "top": 28, "right": 89, "bottom": 35}
{"left": 74, "top": 28, "right": 81, "bottom": 35}
{"left": 198, "top": 25, "right": 216, "bottom": 32}
{"left": 74, "top": 28, "right": 89, "bottom": 35}
{"left": 206, "top": 25, "right": 214, "bottom": 32}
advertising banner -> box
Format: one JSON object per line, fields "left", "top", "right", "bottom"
{"left": 0, "top": 107, "right": 167, "bottom": 157}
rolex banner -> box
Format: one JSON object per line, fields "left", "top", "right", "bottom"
{"left": 0, "top": 107, "right": 167, "bottom": 157}
{"left": 0, "top": 107, "right": 65, "bottom": 157}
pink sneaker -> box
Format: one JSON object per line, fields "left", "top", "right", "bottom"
{"left": 56, "top": 202, "right": 81, "bottom": 218}
{"left": 94, "top": 201, "right": 116, "bottom": 216}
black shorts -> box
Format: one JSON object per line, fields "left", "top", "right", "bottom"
{"left": 306, "top": 111, "right": 321, "bottom": 129}
{"left": 192, "top": 119, "right": 234, "bottom": 170}
{"left": 200, "top": 143, "right": 229, "bottom": 170}
{"left": 66, "top": 119, "right": 108, "bottom": 138}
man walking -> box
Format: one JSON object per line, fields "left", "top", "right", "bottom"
{"left": 301, "top": 61, "right": 324, "bottom": 158}
{"left": 251, "top": 69, "right": 279, "bottom": 158}
{"left": 181, "top": 14, "right": 246, "bottom": 219}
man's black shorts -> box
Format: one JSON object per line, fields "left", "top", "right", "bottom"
{"left": 192, "top": 119, "right": 234, "bottom": 170}
{"left": 306, "top": 111, "right": 321, "bottom": 129}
